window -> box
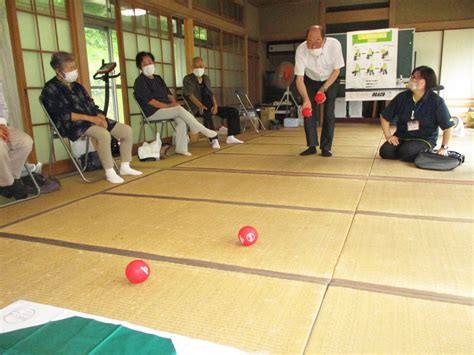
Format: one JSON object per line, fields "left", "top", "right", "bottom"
{"left": 120, "top": 2, "right": 175, "bottom": 143}
{"left": 14, "top": 0, "right": 72, "bottom": 163}
{"left": 172, "top": 17, "right": 186, "bottom": 88}
{"left": 194, "top": 24, "right": 223, "bottom": 104}
{"left": 222, "top": 32, "right": 244, "bottom": 106}
{"left": 83, "top": 0, "right": 115, "bottom": 20}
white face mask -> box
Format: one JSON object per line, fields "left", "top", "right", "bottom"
{"left": 309, "top": 47, "right": 323, "bottom": 57}
{"left": 63, "top": 69, "right": 78, "bottom": 83}
{"left": 407, "top": 80, "right": 418, "bottom": 91}
{"left": 193, "top": 68, "right": 205, "bottom": 77}
{"left": 143, "top": 64, "right": 155, "bottom": 77}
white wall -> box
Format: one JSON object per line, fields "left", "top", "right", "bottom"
{"left": 414, "top": 31, "right": 443, "bottom": 80}
{"left": 440, "top": 28, "right": 474, "bottom": 100}
{"left": 414, "top": 28, "right": 474, "bottom": 101}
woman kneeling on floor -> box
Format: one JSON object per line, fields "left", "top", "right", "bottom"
{"left": 41, "top": 52, "right": 142, "bottom": 184}
{"left": 379, "top": 65, "right": 454, "bottom": 162}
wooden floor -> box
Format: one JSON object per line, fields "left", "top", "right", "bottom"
{"left": 1, "top": 124, "right": 473, "bottom": 354}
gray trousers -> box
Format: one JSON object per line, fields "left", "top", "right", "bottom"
{"left": 147, "top": 106, "right": 216, "bottom": 154}
{"left": 0, "top": 127, "right": 33, "bottom": 186}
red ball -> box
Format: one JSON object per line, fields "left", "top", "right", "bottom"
{"left": 302, "top": 107, "right": 312, "bottom": 118}
{"left": 125, "top": 260, "right": 150, "bottom": 284}
{"left": 238, "top": 226, "right": 258, "bottom": 246}
{"left": 315, "top": 92, "right": 326, "bottom": 104}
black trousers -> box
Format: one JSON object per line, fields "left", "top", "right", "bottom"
{"left": 201, "top": 106, "right": 241, "bottom": 136}
{"left": 379, "top": 139, "right": 430, "bottom": 162}
{"left": 303, "top": 76, "right": 339, "bottom": 150}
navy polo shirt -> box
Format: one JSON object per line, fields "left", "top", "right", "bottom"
{"left": 381, "top": 90, "right": 454, "bottom": 147}
{"left": 133, "top": 74, "right": 172, "bottom": 117}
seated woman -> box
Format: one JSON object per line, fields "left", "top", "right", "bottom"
{"left": 41, "top": 52, "right": 142, "bottom": 184}
{"left": 379, "top": 65, "right": 454, "bottom": 162}
{"left": 133, "top": 51, "right": 218, "bottom": 156}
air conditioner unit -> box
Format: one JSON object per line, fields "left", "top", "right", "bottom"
{"left": 268, "top": 43, "right": 296, "bottom": 53}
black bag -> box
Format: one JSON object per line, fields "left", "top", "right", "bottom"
{"left": 414, "top": 150, "right": 465, "bottom": 171}
{"left": 269, "top": 119, "right": 280, "bottom": 130}
{"left": 79, "top": 151, "right": 103, "bottom": 171}
{"left": 111, "top": 137, "right": 120, "bottom": 157}
{"left": 21, "top": 173, "right": 61, "bottom": 194}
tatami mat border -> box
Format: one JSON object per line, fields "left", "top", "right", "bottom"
{"left": 215, "top": 152, "right": 377, "bottom": 160}
{"left": 170, "top": 166, "right": 474, "bottom": 186}
{"left": 330, "top": 279, "right": 474, "bottom": 306}
{"left": 102, "top": 191, "right": 473, "bottom": 223}
{"left": 0, "top": 232, "right": 329, "bottom": 285}
{"left": 1, "top": 231, "right": 472, "bottom": 306}
{"left": 0, "top": 133, "right": 267, "bottom": 229}
{"left": 103, "top": 191, "right": 355, "bottom": 215}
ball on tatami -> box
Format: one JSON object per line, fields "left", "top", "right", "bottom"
{"left": 125, "top": 260, "right": 150, "bottom": 284}
{"left": 238, "top": 226, "right": 259, "bottom": 246}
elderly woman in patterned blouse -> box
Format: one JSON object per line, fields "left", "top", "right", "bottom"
{"left": 41, "top": 51, "right": 141, "bottom": 184}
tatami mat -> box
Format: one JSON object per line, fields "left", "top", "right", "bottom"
{"left": 1, "top": 194, "right": 353, "bottom": 279}
{"left": 250, "top": 136, "right": 381, "bottom": 147}
{"left": 265, "top": 127, "right": 382, "bottom": 139}
{"left": 305, "top": 287, "right": 474, "bottom": 353}
{"left": 0, "top": 238, "right": 325, "bottom": 354}
{"left": 371, "top": 159, "right": 474, "bottom": 182}
{"left": 216, "top": 143, "right": 378, "bottom": 159}
{"left": 179, "top": 154, "right": 374, "bottom": 176}
{"left": 358, "top": 180, "right": 474, "bottom": 220}
{"left": 0, "top": 172, "right": 146, "bottom": 227}
{"left": 110, "top": 170, "right": 365, "bottom": 212}
{"left": 333, "top": 214, "right": 474, "bottom": 298}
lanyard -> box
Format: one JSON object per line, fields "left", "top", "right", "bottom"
{"left": 410, "top": 96, "right": 424, "bottom": 120}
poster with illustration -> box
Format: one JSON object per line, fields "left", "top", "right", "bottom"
{"left": 346, "top": 28, "right": 398, "bottom": 91}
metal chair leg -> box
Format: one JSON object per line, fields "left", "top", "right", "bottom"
{"left": 0, "top": 164, "right": 41, "bottom": 208}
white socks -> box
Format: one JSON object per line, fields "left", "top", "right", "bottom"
{"left": 176, "top": 151, "right": 192, "bottom": 156}
{"left": 120, "top": 162, "right": 143, "bottom": 176}
{"left": 226, "top": 135, "right": 244, "bottom": 144}
{"left": 105, "top": 163, "right": 142, "bottom": 184}
{"left": 211, "top": 138, "right": 221, "bottom": 149}
{"left": 105, "top": 168, "right": 124, "bottom": 184}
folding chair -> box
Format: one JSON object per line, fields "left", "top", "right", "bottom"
{"left": 134, "top": 95, "right": 176, "bottom": 144}
{"left": 176, "top": 91, "right": 193, "bottom": 112}
{"left": 235, "top": 89, "right": 265, "bottom": 133}
{"left": 39, "top": 97, "right": 117, "bottom": 183}
{"left": 0, "top": 164, "right": 41, "bottom": 208}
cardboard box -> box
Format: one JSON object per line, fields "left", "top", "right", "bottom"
{"left": 260, "top": 107, "right": 276, "bottom": 121}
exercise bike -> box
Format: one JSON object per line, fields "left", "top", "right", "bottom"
{"left": 79, "top": 60, "right": 121, "bottom": 169}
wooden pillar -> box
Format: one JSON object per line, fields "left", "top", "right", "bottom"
{"left": 389, "top": 0, "right": 396, "bottom": 27}
{"left": 114, "top": 0, "right": 131, "bottom": 126}
{"left": 67, "top": 0, "right": 91, "bottom": 91}
{"left": 244, "top": 35, "right": 248, "bottom": 95}
{"left": 184, "top": 18, "right": 194, "bottom": 73}
{"left": 319, "top": 0, "right": 325, "bottom": 27}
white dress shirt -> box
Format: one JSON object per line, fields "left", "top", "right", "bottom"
{"left": 294, "top": 37, "right": 345, "bottom": 81}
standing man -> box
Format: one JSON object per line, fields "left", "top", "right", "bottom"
{"left": 183, "top": 57, "right": 243, "bottom": 149}
{"left": 295, "top": 25, "right": 344, "bottom": 156}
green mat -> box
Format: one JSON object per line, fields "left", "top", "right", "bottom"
{"left": 0, "top": 316, "right": 176, "bottom": 354}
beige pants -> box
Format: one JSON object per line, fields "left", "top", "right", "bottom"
{"left": 147, "top": 106, "right": 216, "bottom": 153}
{"left": 0, "top": 127, "right": 33, "bottom": 186}
{"left": 84, "top": 123, "right": 132, "bottom": 170}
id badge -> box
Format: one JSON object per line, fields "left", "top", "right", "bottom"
{"left": 407, "top": 120, "right": 419, "bottom": 131}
